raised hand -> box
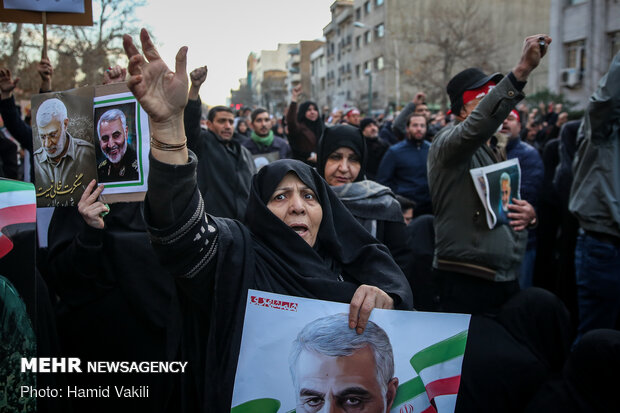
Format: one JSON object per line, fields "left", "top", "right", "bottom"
{"left": 0, "top": 68, "right": 19, "bottom": 99}
{"left": 123, "top": 28, "right": 188, "bottom": 164}
{"left": 190, "top": 66, "right": 208, "bottom": 88}
{"left": 291, "top": 84, "right": 302, "bottom": 103}
{"left": 103, "top": 65, "right": 127, "bottom": 85}
{"left": 513, "top": 34, "right": 552, "bottom": 82}
{"left": 38, "top": 58, "right": 53, "bottom": 91}
{"left": 123, "top": 28, "right": 188, "bottom": 124}
{"left": 413, "top": 91, "right": 426, "bottom": 105}
{"left": 188, "top": 65, "right": 208, "bottom": 100}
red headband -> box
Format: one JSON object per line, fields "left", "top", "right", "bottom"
{"left": 508, "top": 110, "right": 520, "bottom": 122}
{"left": 462, "top": 81, "right": 496, "bottom": 106}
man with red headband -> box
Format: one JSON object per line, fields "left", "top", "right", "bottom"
{"left": 427, "top": 34, "right": 550, "bottom": 314}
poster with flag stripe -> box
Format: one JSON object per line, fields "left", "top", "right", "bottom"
{"left": 0, "top": 179, "right": 36, "bottom": 258}
{"left": 232, "top": 290, "right": 470, "bottom": 413}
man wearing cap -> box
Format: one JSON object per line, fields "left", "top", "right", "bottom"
{"left": 360, "top": 117, "right": 389, "bottom": 180}
{"left": 501, "top": 109, "right": 544, "bottom": 288}
{"left": 427, "top": 35, "right": 550, "bottom": 314}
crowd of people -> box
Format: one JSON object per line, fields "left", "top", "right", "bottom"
{"left": 0, "top": 27, "right": 619, "bottom": 413}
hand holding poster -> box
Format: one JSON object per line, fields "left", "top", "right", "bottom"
{"left": 469, "top": 158, "right": 521, "bottom": 229}
{"left": 232, "top": 290, "right": 471, "bottom": 413}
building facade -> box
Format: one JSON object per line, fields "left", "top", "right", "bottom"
{"left": 548, "top": 0, "right": 620, "bottom": 107}
{"left": 322, "top": 0, "right": 552, "bottom": 114}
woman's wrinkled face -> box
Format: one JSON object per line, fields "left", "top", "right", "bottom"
{"left": 267, "top": 173, "right": 323, "bottom": 247}
{"left": 305, "top": 105, "right": 319, "bottom": 122}
{"left": 324, "top": 147, "right": 361, "bottom": 186}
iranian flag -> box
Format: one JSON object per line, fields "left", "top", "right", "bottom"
{"left": 391, "top": 375, "right": 437, "bottom": 413}
{"left": 409, "top": 330, "right": 468, "bottom": 412}
{"left": 391, "top": 330, "right": 467, "bottom": 413}
{"left": 0, "top": 179, "right": 36, "bottom": 258}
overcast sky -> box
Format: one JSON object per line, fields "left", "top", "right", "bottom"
{"left": 136, "top": 0, "right": 335, "bottom": 106}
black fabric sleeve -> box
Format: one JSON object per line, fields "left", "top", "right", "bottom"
{"left": 507, "top": 72, "right": 527, "bottom": 92}
{"left": 0, "top": 96, "right": 33, "bottom": 153}
{"left": 183, "top": 97, "right": 203, "bottom": 155}
{"left": 46, "top": 208, "right": 113, "bottom": 306}
{"left": 392, "top": 102, "right": 416, "bottom": 139}
{"left": 144, "top": 152, "right": 219, "bottom": 281}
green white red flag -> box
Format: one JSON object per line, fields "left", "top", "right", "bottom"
{"left": 0, "top": 179, "right": 36, "bottom": 258}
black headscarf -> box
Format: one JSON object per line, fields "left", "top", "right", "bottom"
{"left": 316, "top": 124, "right": 402, "bottom": 228}
{"left": 298, "top": 100, "right": 324, "bottom": 141}
{"left": 317, "top": 124, "right": 367, "bottom": 182}
{"left": 244, "top": 158, "right": 410, "bottom": 296}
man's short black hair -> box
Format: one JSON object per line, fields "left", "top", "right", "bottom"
{"left": 251, "top": 108, "right": 269, "bottom": 123}
{"left": 208, "top": 106, "right": 234, "bottom": 122}
{"left": 395, "top": 195, "right": 416, "bottom": 213}
{"left": 406, "top": 113, "right": 427, "bottom": 127}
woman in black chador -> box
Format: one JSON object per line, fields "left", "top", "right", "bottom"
{"left": 123, "top": 29, "right": 412, "bottom": 412}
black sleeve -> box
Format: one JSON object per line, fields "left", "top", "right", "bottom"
{"left": 0, "top": 96, "right": 33, "bottom": 153}
{"left": 46, "top": 207, "right": 113, "bottom": 306}
{"left": 380, "top": 220, "right": 411, "bottom": 275}
{"left": 144, "top": 152, "right": 219, "bottom": 283}
{"left": 184, "top": 97, "right": 203, "bottom": 155}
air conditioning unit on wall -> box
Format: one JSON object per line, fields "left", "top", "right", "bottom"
{"left": 560, "top": 67, "right": 581, "bottom": 88}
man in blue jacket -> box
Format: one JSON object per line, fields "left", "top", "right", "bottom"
{"left": 502, "top": 109, "right": 544, "bottom": 288}
{"left": 376, "top": 113, "right": 432, "bottom": 216}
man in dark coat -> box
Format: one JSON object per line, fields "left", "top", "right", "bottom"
{"left": 185, "top": 66, "right": 256, "bottom": 220}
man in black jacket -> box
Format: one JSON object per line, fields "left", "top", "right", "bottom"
{"left": 184, "top": 66, "right": 256, "bottom": 220}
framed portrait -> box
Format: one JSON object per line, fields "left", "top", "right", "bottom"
{"left": 93, "top": 86, "right": 150, "bottom": 200}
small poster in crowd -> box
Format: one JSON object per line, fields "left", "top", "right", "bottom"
{"left": 31, "top": 84, "right": 150, "bottom": 207}
{"left": 3, "top": 0, "right": 85, "bottom": 13}
{"left": 469, "top": 158, "right": 521, "bottom": 229}
{"left": 252, "top": 151, "right": 280, "bottom": 170}
{"left": 232, "top": 290, "right": 471, "bottom": 413}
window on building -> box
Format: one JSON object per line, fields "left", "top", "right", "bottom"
{"left": 375, "top": 23, "right": 384, "bottom": 38}
{"left": 365, "top": 30, "right": 372, "bottom": 44}
{"left": 364, "top": 61, "right": 371, "bottom": 72}
{"left": 356, "top": 35, "right": 361, "bottom": 49}
{"left": 611, "top": 31, "right": 620, "bottom": 62}
{"left": 374, "top": 56, "right": 384, "bottom": 70}
{"left": 321, "top": 78, "right": 326, "bottom": 91}
{"left": 346, "top": 63, "right": 351, "bottom": 73}
{"left": 356, "top": 64, "right": 361, "bottom": 78}
{"left": 364, "top": 1, "right": 371, "bottom": 14}
{"left": 356, "top": 7, "right": 361, "bottom": 20}
{"left": 565, "top": 40, "right": 585, "bottom": 72}
{"left": 376, "top": 0, "right": 384, "bottom": 5}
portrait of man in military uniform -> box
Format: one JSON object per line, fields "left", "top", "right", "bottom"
{"left": 95, "top": 106, "right": 139, "bottom": 183}
{"left": 33, "top": 90, "right": 97, "bottom": 207}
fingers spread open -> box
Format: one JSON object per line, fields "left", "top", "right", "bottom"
{"left": 123, "top": 34, "right": 140, "bottom": 60}
{"left": 175, "top": 46, "right": 188, "bottom": 78}
{"left": 140, "top": 28, "right": 161, "bottom": 63}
